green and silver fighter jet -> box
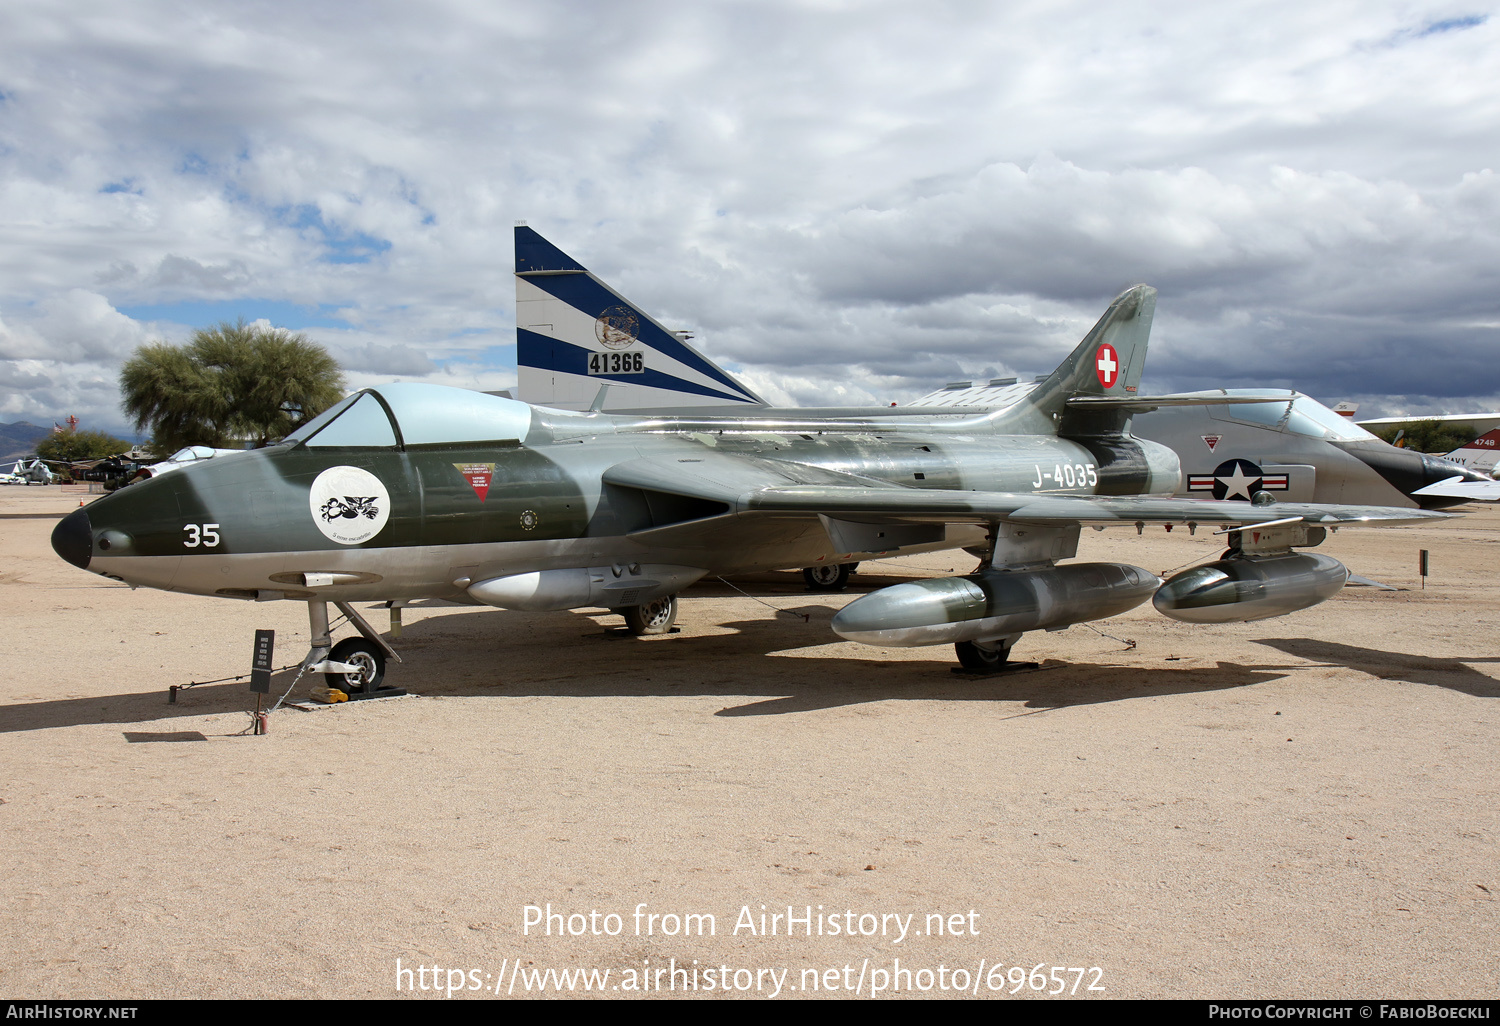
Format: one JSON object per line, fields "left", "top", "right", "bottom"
{"left": 52, "top": 263, "right": 1448, "bottom": 692}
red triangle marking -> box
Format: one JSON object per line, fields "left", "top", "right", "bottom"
{"left": 454, "top": 463, "right": 494, "bottom": 503}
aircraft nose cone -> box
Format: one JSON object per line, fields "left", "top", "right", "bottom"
{"left": 52, "top": 506, "right": 91, "bottom": 570}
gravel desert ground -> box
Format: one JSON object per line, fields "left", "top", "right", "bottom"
{"left": 2, "top": 485, "right": 1496, "bottom": 999}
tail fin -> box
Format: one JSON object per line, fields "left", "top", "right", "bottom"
{"left": 514, "top": 227, "right": 764, "bottom": 411}
{"left": 1443, "top": 428, "right": 1500, "bottom": 472}
{"left": 992, "top": 284, "right": 1156, "bottom": 434}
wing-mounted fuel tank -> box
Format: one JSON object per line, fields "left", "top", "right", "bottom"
{"left": 831, "top": 561, "right": 1160, "bottom": 648}
{"left": 468, "top": 565, "right": 707, "bottom": 611}
{"left": 1152, "top": 521, "right": 1348, "bottom": 623}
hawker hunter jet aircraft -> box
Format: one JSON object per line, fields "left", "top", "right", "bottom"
{"left": 53, "top": 267, "right": 1448, "bottom": 693}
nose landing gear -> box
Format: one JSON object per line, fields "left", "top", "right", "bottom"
{"left": 324, "top": 637, "right": 387, "bottom": 693}
{"left": 302, "top": 599, "right": 404, "bottom": 698}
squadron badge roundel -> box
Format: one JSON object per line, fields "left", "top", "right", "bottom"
{"left": 309, "top": 466, "right": 391, "bottom": 545}
{"left": 595, "top": 305, "right": 639, "bottom": 350}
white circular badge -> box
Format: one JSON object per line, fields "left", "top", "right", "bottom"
{"left": 308, "top": 466, "right": 391, "bottom": 545}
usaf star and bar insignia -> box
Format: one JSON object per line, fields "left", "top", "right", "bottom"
{"left": 1187, "top": 458, "right": 1289, "bottom": 501}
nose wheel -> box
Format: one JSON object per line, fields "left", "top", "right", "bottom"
{"left": 302, "top": 599, "right": 404, "bottom": 700}
{"left": 324, "top": 638, "right": 386, "bottom": 693}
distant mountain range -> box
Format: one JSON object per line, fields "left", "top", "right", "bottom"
{"left": 1, "top": 421, "right": 53, "bottom": 462}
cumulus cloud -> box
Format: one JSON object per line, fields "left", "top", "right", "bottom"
{"left": 0, "top": 0, "right": 1496, "bottom": 427}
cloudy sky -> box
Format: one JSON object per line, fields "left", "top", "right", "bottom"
{"left": 1, "top": 0, "right": 1496, "bottom": 434}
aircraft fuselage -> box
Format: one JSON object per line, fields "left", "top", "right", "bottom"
{"left": 55, "top": 399, "right": 1179, "bottom": 606}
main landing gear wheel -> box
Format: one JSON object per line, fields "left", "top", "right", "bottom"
{"left": 803, "top": 563, "right": 853, "bottom": 591}
{"left": 624, "top": 594, "right": 678, "bottom": 636}
{"left": 955, "top": 639, "right": 1012, "bottom": 673}
{"left": 325, "top": 637, "right": 386, "bottom": 693}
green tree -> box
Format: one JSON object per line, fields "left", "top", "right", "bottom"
{"left": 120, "top": 321, "right": 346, "bottom": 450}
{"left": 35, "top": 428, "right": 132, "bottom": 463}
{"left": 1371, "top": 420, "right": 1476, "bottom": 454}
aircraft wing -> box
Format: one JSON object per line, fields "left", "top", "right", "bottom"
{"left": 741, "top": 487, "right": 1447, "bottom": 528}
{"left": 604, "top": 454, "right": 1450, "bottom": 543}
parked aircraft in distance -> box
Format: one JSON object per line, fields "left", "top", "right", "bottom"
{"left": 514, "top": 226, "right": 763, "bottom": 412}
{"left": 918, "top": 386, "right": 1500, "bottom": 507}
{"left": 1436, "top": 429, "right": 1500, "bottom": 476}
{"left": 132, "top": 445, "right": 243, "bottom": 482}
{"left": 51, "top": 231, "right": 1449, "bottom": 694}
{"left": 1356, "top": 411, "right": 1500, "bottom": 438}
{"left": 1, "top": 458, "right": 55, "bottom": 485}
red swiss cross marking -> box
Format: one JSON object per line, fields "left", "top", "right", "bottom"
{"left": 1095, "top": 343, "right": 1119, "bottom": 388}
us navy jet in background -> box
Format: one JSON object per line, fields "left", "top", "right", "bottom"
{"left": 919, "top": 383, "right": 1500, "bottom": 508}
{"left": 1434, "top": 429, "right": 1500, "bottom": 477}
{"left": 922, "top": 387, "right": 1500, "bottom": 508}
{"left": 1133, "top": 394, "right": 1500, "bottom": 507}
{"left": 53, "top": 237, "right": 1447, "bottom": 693}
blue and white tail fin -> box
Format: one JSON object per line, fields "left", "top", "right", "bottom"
{"left": 514, "top": 227, "right": 764, "bottom": 411}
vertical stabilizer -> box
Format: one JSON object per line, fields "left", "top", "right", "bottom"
{"left": 1443, "top": 428, "right": 1500, "bottom": 474}
{"left": 514, "top": 227, "right": 764, "bottom": 411}
{"left": 992, "top": 284, "right": 1156, "bottom": 435}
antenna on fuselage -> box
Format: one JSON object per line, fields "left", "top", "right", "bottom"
{"left": 589, "top": 383, "right": 612, "bottom": 413}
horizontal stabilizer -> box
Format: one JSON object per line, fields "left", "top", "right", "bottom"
{"left": 1066, "top": 393, "right": 1295, "bottom": 412}
{"left": 1411, "top": 475, "right": 1500, "bottom": 502}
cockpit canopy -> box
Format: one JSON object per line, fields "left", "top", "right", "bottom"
{"left": 164, "top": 445, "right": 229, "bottom": 463}
{"left": 1183, "top": 390, "right": 1381, "bottom": 442}
{"left": 284, "top": 383, "right": 534, "bottom": 449}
